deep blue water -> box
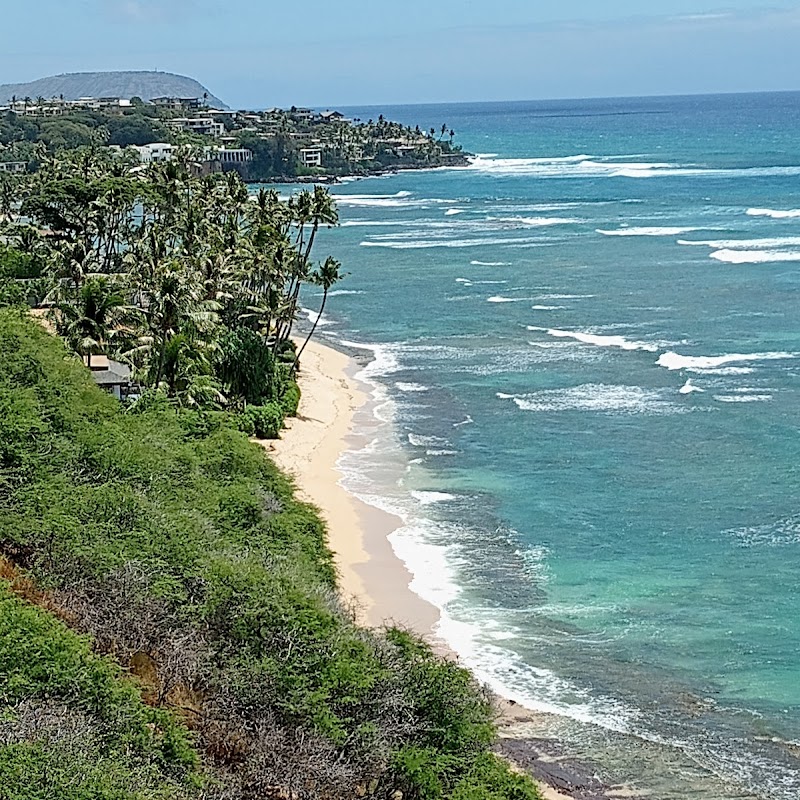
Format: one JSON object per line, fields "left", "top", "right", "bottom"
{"left": 297, "top": 94, "right": 800, "bottom": 798}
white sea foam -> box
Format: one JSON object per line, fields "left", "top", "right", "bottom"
{"left": 471, "top": 260, "right": 511, "bottom": 266}
{"left": 536, "top": 293, "right": 596, "bottom": 300}
{"left": 301, "top": 307, "right": 335, "bottom": 326}
{"left": 490, "top": 216, "right": 580, "bottom": 227}
{"left": 453, "top": 415, "right": 474, "bottom": 428}
{"left": 657, "top": 351, "right": 797, "bottom": 372}
{"left": 339, "top": 220, "right": 416, "bottom": 227}
{"left": 488, "top": 296, "right": 531, "bottom": 303}
{"left": 408, "top": 433, "right": 450, "bottom": 448}
{"left": 426, "top": 449, "right": 460, "bottom": 456}
{"left": 395, "top": 382, "right": 430, "bottom": 393}
{"left": 466, "top": 153, "right": 675, "bottom": 179}
{"left": 360, "top": 235, "right": 546, "bottom": 250}
{"left": 499, "top": 385, "right": 683, "bottom": 415}
{"left": 531, "top": 305, "right": 567, "bottom": 310}
{"left": 746, "top": 207, "right": 800, "bottom": 219}
{"left": 445, "top": 208, "right": 466, "bottom": 216}
{"left": 339, "top": 340, "right": 403, "bottom": 380}
{"left": 679, "top": 379, "right": 705, "bottom": 395}
{"left": 528, "top": 327, "right": 660, "bottom": 352}
{"left": 678, "top": 236, "right": 800, "bottom": 250}
{"left": 612, "top": 165, "right": 800, "bottom": 179}
{"left": 333, "top": 191, "right": 454, "bottom": 209}
{"left": 597, "top": 226, "right": 706, "bottom": 237}
{"left": 710, "top": 249, "right": 800, "bottom": 264}
{"left": 728, "top": 515, "right": 800, "bottom": 547}
{"left": 714, "top": 394, "right": 772, "bottom": 403}
{"left": 484, "top": 202, "right": 590, "bottom": 214}
{"left": 410, "top": 491, "right": 458, "bottom": 505}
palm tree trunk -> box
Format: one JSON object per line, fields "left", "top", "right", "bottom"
{"left": 291, "top": 290, "right": 326, "bottom": 376}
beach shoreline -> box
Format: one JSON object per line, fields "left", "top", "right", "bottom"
{"left": 264, "top": 337, "right": 586, "bottom": 800}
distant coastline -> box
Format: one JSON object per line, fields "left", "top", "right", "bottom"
{"left": 248, "top": 153, "right": 472, "bottom": 184}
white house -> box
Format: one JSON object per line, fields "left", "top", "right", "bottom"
{"left": 204, "top": 147, "right": 253, "bottom": 164}
{"left": 136, "top": 143, "right": 174, "bottom": 163}
{"left": 168, "top": 118, "right": 225, "bottom": 138}
{"left": 299, "top": 147, "right": 323, "bottom": 168}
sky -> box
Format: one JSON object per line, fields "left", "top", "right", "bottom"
{"left": 2, "top": 2, "right": 800, "bottom": 107}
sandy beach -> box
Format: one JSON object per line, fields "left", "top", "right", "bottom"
{"left": 263, "top": 337, "right": 583, "bottom": 800}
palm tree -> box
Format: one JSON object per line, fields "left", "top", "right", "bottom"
{"left": 141, "top": 259, "right": 220, "bottom": 390}
{"left": 55, "top": 276, "right": 129, "bottom": 368}
{"left": 291, "top": 256, "right": 342, "bottom": 375}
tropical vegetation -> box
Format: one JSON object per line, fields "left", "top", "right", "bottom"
{"left": 1, "top": 145, "right": 342, "bottom": 428}
{"left": 0, "top": 309, "right": 540, "bottom": 799}
{"left": 0, "top": 140, "right": 539, "bottom": 798}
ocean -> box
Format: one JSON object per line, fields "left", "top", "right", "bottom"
{"left": 297, "top": 93, "right": 800, "bottom": 798}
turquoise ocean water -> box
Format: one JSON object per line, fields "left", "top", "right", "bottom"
{"left": 295, "top": 94, "right": 800, "bottom": 798}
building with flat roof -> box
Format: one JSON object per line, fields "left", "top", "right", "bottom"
{"left": 299, "top": 147, "right": 323, "bottom": 168}
{"left": 151, "top": 96, "right": 203, "bottom": 111}
{"left": 204, "top": 147, "right": 253, "bottom": 164}
{"left": 167, "top": 117, "right": 225, "bottom": 138}
{"left": 136, "top": 143, "right": 174, "bottom": 163}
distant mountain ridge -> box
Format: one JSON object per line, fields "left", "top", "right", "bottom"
{"left": 0, "top": 71, "right": 228, "bottom": 108}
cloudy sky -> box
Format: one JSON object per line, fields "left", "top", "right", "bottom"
{"left": 2, "top": 2, "right": 799, "bottom": 107}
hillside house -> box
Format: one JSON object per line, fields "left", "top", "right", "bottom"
{"left": 86, "top": 356, "right": 135, "bottom": 401}
{"left": 136, "top": 143, "right": 174, "bottom": 163}
{"left": 299, "top": 147, "right": 323, "bottom": 168}
{"left": 168, "top": 117, "right": 225, "bottom": 138}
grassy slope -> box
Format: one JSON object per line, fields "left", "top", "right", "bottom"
{"left": 0, "top": 309, "right": 540, "bottom": 800}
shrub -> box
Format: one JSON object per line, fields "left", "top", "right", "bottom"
{"left": 281, "top": 381, "right": 301, "bottom": 417}
{"left": 238, "top": 402, "right": 284, "bottom": 439}
{"left": 0, "top": 584, "right": 200, "bottom": 798}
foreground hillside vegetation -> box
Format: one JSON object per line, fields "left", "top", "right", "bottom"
{"left": 0, "top": 310, "right": 540, "bottom": 799}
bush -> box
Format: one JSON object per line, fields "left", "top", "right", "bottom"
{"left": 0, "top": 584, "right": 200, "bottom": 799}
{"left": 451, "top": 753, "right": 541, "bottom": 800}
{"left": 237, "top": 402, "right": 284, "bottom": 439}
{"left": 281, "top": 381, "right": 301, "bottom": 417}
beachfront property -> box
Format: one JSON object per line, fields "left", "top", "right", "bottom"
{"left": 85, "top": 356, "right": 135, "bottom": 401}
{"left": 205, "top": 146, "right": 253, "bottom": 165}
{"left": 318, "top": 110, "right": 347, "bottom": 122}
{"left": 299, "top": 147, "right": 323, "bottom": 168}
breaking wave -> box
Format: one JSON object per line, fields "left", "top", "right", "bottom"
{"left": 657, "top": 351, "right": 797, "bottom": 372}
{"left": 528, "top": 327, "right": 660, "bottom": 352}
{"left": 710, "top": 249, "right": 800, "bottom": 264}
{"left": 598, "top": 226, "right": 708, "bottom": 237}
{"left": 746, "top": 208, "right": 800, "bottom": 219}
{"left": 498, "top": 385, "right": 685, "bottom": 415}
